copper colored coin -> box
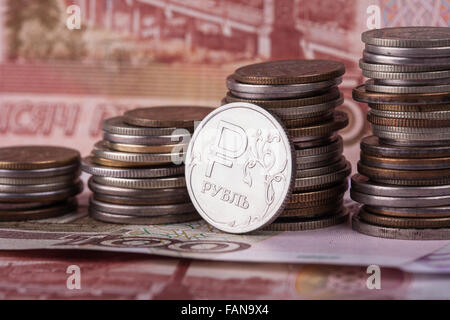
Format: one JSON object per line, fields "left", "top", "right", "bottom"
{"left": 233, "top": 60, "right": 345, "bottom": 85}
{"left": 288, "top": 112, "right": 348, "bottom": 139}
{"left": 281, "top": 200, "right": 343, "bottom": 218}
{"left": 358, "top": 161, "right": 450, "bottom": 181}
{"left": 90, "top": 157, "right": 167, "bottom": 168}
{"left": 361, "top": 136, "right": 450, "bottom": 159}
{"left": 283, "top": 112, "right": 333, "bottom": 128}
{"left": 367, "top": 112, "right": 450, "bottom": 127}
{"left": 123, "top": 106, "right": 215, "bottom": 128}
{"left": 0, "top": 198, "right": 77, "bottom": 222}
{"left": 104, "top": 141, "right": 187, "bottom": 154}
{"left": 353, "top": 84, "right": 450, "bottom": 105}
{"left": 360, "top": 153, "right": 450, "bottom": 170}
{"left": 364, "top": 205, "right": 450, "bottom": 219}
{"left": 0, "top": 146, "right": 80, "bottom": 170}
{"left": 288, "top": 180, "right": 348, "bottom": 205}
{"left": 224, "top": 87, "right": 341, "bottom": 108}
{"left": 368, "top": 103, "right": 450, "bottom": 112}
{"left": 359, "top": 207, "right": 450, "bottom": 229}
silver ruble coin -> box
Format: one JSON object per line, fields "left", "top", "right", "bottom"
{"left": 374, "top": 78, "right": 450, "bottom": 86}
{"left": 352, "top": 213, "right": 450, "bottom": 240}
{"left": 296, "top": 154, "right": 342, "bottom": 170}
{"left": 364, "top": 69, "right": 450, "bottom": 80}
{"left": 365, "top": 44, "right": 450, "bottom": 57}
{"left": 296, "top": 147, "right": 343, "bottom": 165}
{"left": 365, "top": 205, "right": 450, "bottom": 218}
{"left": 350, "top": 189, "right": 450, "bottom": 207}
{"left": 294, "top": 162, "right": 351, "bottom": 191}
{"left": 372, "top": 124, "right": 450, "bottom": 135}
{"left": 93, "top": 176, "right": 185, "bottom": 189}
{"left": 89, "top": 208, "right": 200, "bottom": 225}
{"left": 296, "top": 157, "right": 346, "bottom": 178}
{"left": 351, "top": 174, "right": 450, "bottom": 197}
{"left": 361, "top": 27, "right": 450, "bottom": 48}
{"left": 103, "top": 132, "right": 189, "bottom": 146}
{"left": 89, "top": 197, "right": 195, "bottom": 216}
{"left": 103, "top": 116, "right": 187, "bottom": 136}
{"left": 379, "top": 138, "right": 450, "bottom": 147}
{"left": 0, "top": 163, "right": 79, "bottom": 179}
{"left": 82, "top": 156, "right": 184, "bottom": 178}
{"left": 359, "top": 59, "right": 449, "bottom": 73}
{"left": 185, "top": 102, "right": 294, "bottom": 234}
{"left": 370, "top": 109, "right": 450, "bottom": 120}
{"left": 363, "top": 50, "right": 450, "bottom": 66}
{"left": 366, "top": 79, "right": 450, "bottom": 94}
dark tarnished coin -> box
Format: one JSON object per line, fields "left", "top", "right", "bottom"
{"left": 352, "top": 212, "right": 450, "bottom": 240}
{"left": 288, "top": 112, "right": 348, "bottom": 139}
{"left": 289, "top": 180, "right": 348, "bottom": 204}
{"left": 0, "top": 146, "right": 80, "bottom": 170}
{"left": 90, "top": 197, "right": 195, "bottom": 216}
{"left": 263, "top": 208, "right": 348, "bottom": 231}
{"left": 82, "top": 156, "right": 184, "bottom": 178}
{"left": 358, "top": 161, "right": 450, "bottom": 181}
{"left": 0, "top": 198, "right": 78, "bottom": 222}
{"left": 296, "top": 154, "right": 342, "bottom": 170}
{"left": 361, "top": 136, "right": 450, "bottom": 159}
{"left": 359, "top": 207, "right": 450, "bottom": 229}
{"left": 293, "top": 134, "right": 338, "bottom": 149}
{"left": 353, "top": 84, "right": 450, "bottom": 105}
{"left": 351, "top": 173, "right": 450, "bottom": 198}
{"left": 233, "top": 60, "right": 345, "bottom": 85}
{"left": 365, "top": 205, "right": 450, "bottom": 219}
{"left": 123, "top": 106, "right": 215, "bottom": 128}
{"left": 360, "top": 153, "right": 450, "bottom": 170}
{"left": 0, "top": 181, "right": 83, "bottom": 203}
{"left": 88, "top": 177, "right": 189, "bottom": 200}
{"left": 361, "top": 27, "right": 450, "bottom": 48}
{"left": 0, "top": 201, "right": 57, "bottom": 211}
{"left": 224, "top": 87, "right": 341, "bottom": 108}
{"left": 89, "top": 208, "right": 200, "bottom": 225}
{"left": 103, "top": 116, "right": 188, "bottom": 136}
{"left": 93, "top": 193, "right": 190, "bottom": 206}
{"left": 367, "top": 112, "right": 450, "bottom": 127}
{"left": 296, "top": 147, "right": 343, "bottom": 165}
{"left": 281, "top": 200, "right": 343, "bottom": 218}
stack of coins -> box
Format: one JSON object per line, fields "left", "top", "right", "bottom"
{"left": 82, "top": 106, "right": 214, "bottom": 225}
{"left": 0, "top": 146, "right": 82, "bottom": 221}
{"left": 352, "top": 27, "right": 450, "bottom": 240}
{"left": 222, "top": 60, "right": 351, "bottom": 231}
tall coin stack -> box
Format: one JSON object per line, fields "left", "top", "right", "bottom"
{"left": 0, "top": 146, "right": 82, "bottom": 221}
{"left": 352, "top": 27, "right": 450, "bottom": 240}
{"left": 82, "top": 106, "right": 215, "bottom": 225}
{"left": 223, "top": 60, "right": 351, "bottom": 231}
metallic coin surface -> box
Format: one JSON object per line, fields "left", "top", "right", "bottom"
{"left": 288, "top": 112, "right": 348, "bottom": 139}
{"left": 351, "top": 174, "right": 450, "bottom": 197}
{"left": 283, "top": 113, "right": 333, "bottom": 128}
{"left": 295, "top": 136, "right": 342, "bottom": 156}
{"left": 289, "top": 180, "right": 348, "bottom": 204}
{"left": 372, "top": 124, "right": 450, "bottom": 134}
{"left": 267, "top": 96, "right": 343, "bottom": 120}
{"left": 364, "top": 44, "right": 450, "bottom": 57}
{"left": 93, "top": 176, "right": 185, "bottom": 190}
{"left": 296, "top": 154, "right": 342, "bottom": 170}
{"left": 0, "top": 163, "right": 79, "bottom": 179}
{"left": 103, "top": 116, "right": 186, "bottom": 136}
{"left": 296, "top": 145, "right": 343, "bottom": 164}
{"left": 296, "top": 157, "right": 346, "bottom": 178}
{"left": 361, "top": 27, "right": 450, "bottom": 48}
{"left": 375, "top": 77, "right": 450, "bottom": 86}
{"left": 369, "top": 109, "right": 450, "bottom": 120}
{"left": 352, "top": 212, "right": 450, "bottom": 240}
{"left": 88, "top": 177, "right": 189, "bottom": 199}
{"left": 82, "top": 156, "right": 184, "bottom": 178}
{"left": 353, "top": 84, "right": 450, "bottom": 105}
{"left": 0, "top": 171, "right": 80, "bottom": 185}
{"left": 185, "top": 102, "right": 294, "bottom": 234}
{"left": 359, "top": 59, "right": 449, "bottom": 73}
{"left": 363, "top": 69, "right": 450, "bottom": 80}
{"left": 224, "top": 87, "right": 341, "bottom": 108}
{"left": 104, "top": 141, "right": 186, "bottom": 154}
{"left": 0, "top": 201, "right": 56, "bottom": 211}
{"left": 232, "top": 60, "right": 345, "bottom": 85}
{"left": 368, "top": 103, "right": 450, "bottom": 112}
{"left": 363, "top": 50, "right": 450, "bottom": 66}
{"left": 90, "top": 157, "right": 167, "bottom": 168}
{"left": 360, "top": 153, "right": 450, "bottom": 170}
{"left": 89, "top": 197, "right": 195, "bottom": 216}
{"left": 0, "top": 181, "right": 83, "bottom": 203}
{"left": 350, "top": 189, "right": 450, "bottom": 207}
{"left": 358, "top": 161, "right": 450, "bottom": 181}
{"left": 123, "top": 106, "right": 215, "bottom": 128}
{"left": 365, "top": 205, "right": 450, "bottom": 219}
{"left": 360, "top": 207, "right": 450, "bottom": 229}
{"left": 0, "top": 146, "right": 80, "bottom": 170}
{"left": 0, "top": 180, "right": 79, "bottom": 193}
{"left": 281, "top": 200, "right": 343, "bottom": 218}
{"left": 103, "top": 132, "right": 189, "bottom": 146}
{"left": 374, "top": 130, "right": 450, "bottom": 143}
{"left": 263, "top": 209, "right": 348, "bottom": 231}
{"left": 293, "top": 134, "right": 338, "bottom": 149}
{"left": 92, "top": 141, "right": 181, "bottom": 165}
{"left": 294, "top": 161, "right": 351, "bottom": 191}
{"left": 0, "top": 198, "right": 78, "bottom": 222}
{"left": 89, "top": 208, "right": 200, "bottom": 225}
{"left": 366, "top": 79, "right": 450, "bottom": 94}
{"left": 93, "top": 193, "right": 189, "bottom": 206}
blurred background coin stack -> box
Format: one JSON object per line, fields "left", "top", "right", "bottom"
{"left": 352, "top": 27, "right": 450, "bottom": 240}
{"left": 0, "top": 146, "right": 82, "bottom": 221}
{"left": 82, "top": 106, "right": 214, "bottom": 225}
{"left": 222, "top": 60, "right": 351, "bottom": 231}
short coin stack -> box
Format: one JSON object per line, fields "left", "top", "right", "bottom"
{"left": 82, "top": 106, "right": 214, "bottom": 225}
{"left": 0, "top": 146, "right": 82, "bottom": 221}
{"left": 223, "top": 60, "right": 351, "bottom": 231}
{"left": 352, "top": 27, "right": 450, "bottom": 240}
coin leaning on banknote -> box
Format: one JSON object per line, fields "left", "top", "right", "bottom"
{"left": 352, "top": 26, "right": 450, "bottom": 240}
{"left": 0, "top": 146, "right": 82, "bottom": 221}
